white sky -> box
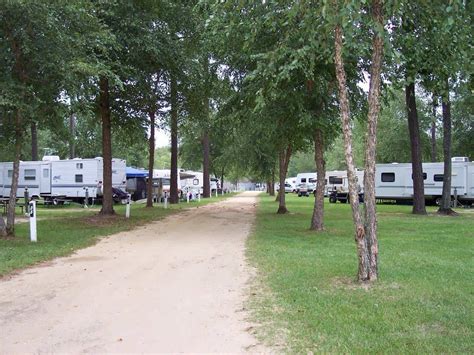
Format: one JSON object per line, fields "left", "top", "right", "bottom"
{"left": 155, "top": 128, "right": 171, "bottom": 147}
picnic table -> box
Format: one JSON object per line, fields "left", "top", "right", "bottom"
{"left": 0, "top": 198, "right": 24, "bottom": 215}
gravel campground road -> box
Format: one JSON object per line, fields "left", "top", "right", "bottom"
{"left": 0, "top": 192, "right": 266, "bottom": 353}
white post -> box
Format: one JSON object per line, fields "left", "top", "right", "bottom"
{"left": 187, "top": 192, "right": 190, "bottom": 203}
{"left": 29, "top": 200, "right": 37, "bottom": 242}
{"left": 215, "top": 189, "right": 218, "bottom": 198}
{"left": 164, "top": 195, "right": 168, "bottom": 209}
{"left": 198, "top": 192, "right": 201, "bottom": 202}
{"left": 125, "top": 194, "right": 131, "bottom": 218}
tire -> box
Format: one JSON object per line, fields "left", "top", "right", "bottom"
{"left": 329, "top": 195, "right": 337, "bottom": 203}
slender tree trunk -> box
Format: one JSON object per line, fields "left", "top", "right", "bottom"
{"left": 202, "top": 130, "right": 211, "bottom": 198}
{"left": 311, "top": 128, "right": 326, "bottom": 231}
{"left": 266, "top": 181, "right": 270, "bottom": 194}
{"left": 31, "top": 121, "right": 38, "bottom": 161}
{"left": 334, "top": 0, "right": 383, "bottom": 282}
{"left": 69, "top": 114, "right": 76, "bottom": 159}
{"left": 6, "top": 110, "right": 22, "bottom": 235}
{"left": 220, "top": 167, "right": 225, "bottom": 192}
{"left": 99, "top": 76, "right": 114, "bottom": 215}
{"left": 277, "top": 145, "right": 292, "bottom": 214}
{"left": 335, "top": 23, "right": 369, "bottom": 281}
{"left": 431, "top": 96, "right": 438, "bottom": 162}
{"left": 363, "top": 0, "right": 384, "bottom": 281}
{"left": 146, "top": 111, "right": 155, "bottom": 208}
{"left": 269, "top": 169, "right": 275, "bottom": 196}
{"left": 170, "top": 75, "right": 179, "bottom": 204}
{"left": 405, "top": 82, "right": 427, "bottom": 214}
{"left": 438, "top": 81, "right": 455, "bottom": 215}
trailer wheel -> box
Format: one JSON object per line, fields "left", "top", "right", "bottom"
{"left": 329, "top": 195, "right": 337, "bottom": 203}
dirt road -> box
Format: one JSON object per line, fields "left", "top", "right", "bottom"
{"left": 0, "top": 192, "right": 264, "bottom": 353}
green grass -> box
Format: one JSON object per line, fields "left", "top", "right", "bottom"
{"left": 247, "top": 194, "right": 474, "bottom": 353}
{"left": 0, "top": 193, "right": 235, "bottom": 277}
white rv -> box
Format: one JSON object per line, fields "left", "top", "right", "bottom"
{"left": 0, "top": 157, "right": 127, "bottom": 203}
{"left": 376, "top": 158, "right": 474, "bottom": 205}
{"left": 295, "top": 172, "right": 317, "bottom": 196}
{"left": 180, "top": 170, "right": 220, "bottom": 195}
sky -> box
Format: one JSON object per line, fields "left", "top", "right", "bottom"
{"left": 155, "top": 128, "right": 171, "bottom": 147}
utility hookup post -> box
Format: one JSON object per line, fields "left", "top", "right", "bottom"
{"left": 29, "top": 200, "right": 37, "bottom": 242}
{"left": 125, "top": 194, "right": 131, "bottom": 218}
{"left": 198, "top": 192, "right": 201, "bottom": 202}
{"left": 84, "top": 187, "right": 89, "bottom": 208}
{"left": 164, "top": 193, "right": 168, "bottom": 209}
{"left": 187, "top": 192, "right": 190, "bottom": 203}
{"left": 454, "top": 187, "right": 458, "bottom": 208}
{"left": 24, "top": 187, "right": 29, "bottom": 216}
{"left": 215, "top": 189, "right": 218, "bottom": 198}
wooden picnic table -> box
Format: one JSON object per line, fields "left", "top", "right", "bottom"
{"left": 0, "top": 198, "right": 24, "bottom": 215}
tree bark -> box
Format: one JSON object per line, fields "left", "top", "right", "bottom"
{"left": 334, "top": 0, "right": 383, "bottom": 282}
{"left": 31, "top": 121, "right": 38, "bottom": 161}
{"left": 310, "top": 128, "right": 326, "bottom": 231}
{"left": 405, "top": 82, "right": 427, "bottom": 214}
{"left": 99, "top": 76, "right": 114, "bottom": 215}
{"left": 202, "top": 130, "right": 211, "bottom": 198}
{"left": 0, "top": 214, "right": 6, "bottom": 238}
{"left": 277, "top": 145, "right": 292, "bottom": 214}
{"left": 438, "top": 81, "right": 455, "bottom": 215}
{"left": 69, "top": 114, "right": 76, "bottom": 159}
{"left": 170, "top": 74, "right": 179, "bottom": 204}
{"left": 363, "top": 0, "right": 384, "bottom": 281}
{"left": 6, "top": 109, "right": 22, "bottom": 236}
{"left": 269, "top": 168, "right": 275, "bottom": 196}
{"left": 335, "top": 23, "right": 369, "bottom": 281}
{"left": 431, "top": 96, "right": 438, "bottom": 162}
{"left": 146, "top": 111, "right": 155, "bottom": 208}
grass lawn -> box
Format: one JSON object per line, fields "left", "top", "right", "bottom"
{"left": 248, "top": 194, "right": 473, "bottom": 353}
{"left": 0, "top": 193, "right": 234, "bottom": 277}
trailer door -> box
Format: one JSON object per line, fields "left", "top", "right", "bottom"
{"left": 40, "top": 164, "right": 51, "bottom": 194}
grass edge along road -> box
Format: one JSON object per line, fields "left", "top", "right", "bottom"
{"left": 0, "top": 193, "right": 235, "bottom": 277}
{"left": 247, "top": 193, "right": 473, "bottom": 353}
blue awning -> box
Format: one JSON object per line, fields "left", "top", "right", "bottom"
{"left": 126, "top": 167, "right": 148, "bottom": 178}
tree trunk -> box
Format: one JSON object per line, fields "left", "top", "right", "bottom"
{"left": 31, "top": 121, "right": 38, "bottom": 161}
{"left": 269, "top": 169, "right": 275, "bottom": 196}
{"left": 266, "top": 180, "right": 270, "bottom": 194}
{"left": 405, "top": 82, "right": 427, "bottom": 214}
{"left": 146, "top": 111, "right": 155, "bottom": 208}
{"left": 431, "top": 96, "right": 437, "bottom": 162}
{"left": 438, "top": 81, "right": 455, "bottom": 215}
{"left": 277, "top": 145, "right": 292, "bottom": 214}
{"left": 69, "top": 114, "right": 76, "bottom": 159}
{"left": 334, "top": 0, "right": 383, "bottom": 282}
{"left": 6, "top": 110, "right": 23, "bottom": 236}
{"left": 220, "top": 167, "right": 225, "bottom": 192}
{"left": 170, "top": 75, "right": 179, "bottom": 204}
{"left": 363, "top": 0, "right": 384, "bottom": 281}
{"left": 335, "top": 23, "right": 369, "bottom": 281}
{"left": 202, "top": 130, "right": 211, "bottom": 198}
{"left": 310, "top": 128, "right": 325, "bottom": 231}
{"left": 99, "top": 76, "right": 114, "bottom": 215}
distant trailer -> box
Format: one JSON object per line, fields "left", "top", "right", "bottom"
{"left": 375, "top": 159, "right": 474, "bottom": 205}
{"left": 0, "top": 156, "right": 127, "bottom": 204}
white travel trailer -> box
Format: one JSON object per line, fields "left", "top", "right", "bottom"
{"left": 0, "top": 156, "right": 127, "bottom": 203}
{"left": 375, "top": 158, "right": 474, "bottom": 205}
{"left": 180, "top": 170, "right": 220, "bottom": 195}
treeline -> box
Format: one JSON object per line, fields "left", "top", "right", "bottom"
{"left": 1, "top": 1, "right": 472, "bottom": 282}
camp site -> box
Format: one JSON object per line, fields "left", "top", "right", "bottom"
{"left": 0, "top": 2, "right": 472, "bottom": 353}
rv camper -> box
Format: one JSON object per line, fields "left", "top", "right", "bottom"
{"left": 327, "top": 169, "right": 364, "bottom": 203}
{"left": 0, "top": 156, "right": 127, "bottom": 204}
{"left": 295, "top": 172, "right": 317, "bottom": 196}
{"left": 375, "top": 158, "right": 474, "bottom": 205}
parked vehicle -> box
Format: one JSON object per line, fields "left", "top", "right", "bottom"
{"left": 277, "top": 182, "right": 294, "bottom": 193}
{"left": 0, "top": 156, "right": 127, "bottom": 204}
{"left": 375, "top": 158, "right": 474, "bottom": 205}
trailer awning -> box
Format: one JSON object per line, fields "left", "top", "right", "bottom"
{"left": 126, "top": 167, "right": 148, "bottom": 178}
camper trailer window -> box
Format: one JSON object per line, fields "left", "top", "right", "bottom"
{"left": 7, "top": 170, "right": 13, "bottom": 178}
{"left": 24, "top": 169, "right": 36, "bottom": 181}
{"left": 434, "top": 174, "right": 444, "bottom": 182}
{"left": 193, "top": 178, "right": 199, "bottom": 185}
{"left": 381, "top": 172, "right": 395, "bottom": 182}
{"left": 75, "top": 174, "right": 83, "bottom": 183}
{"left": 411, "top": 173, "right": 427, "bottom": 180}
{"left": 329, "top": 176, "right": 343, "bottom": 184}
{"left": 76, "top": 163, "right": 83, "bottom": 169}
{"left": 301, "top": 178, "right": 307, "bottom": 183}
